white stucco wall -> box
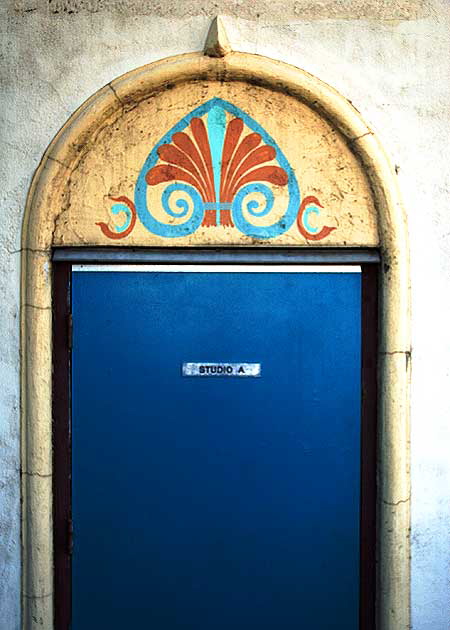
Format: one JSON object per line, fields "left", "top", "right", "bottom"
{"left": 1, "top": 1, "right": 449, "bottom": 628}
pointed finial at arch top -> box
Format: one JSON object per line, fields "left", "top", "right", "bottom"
{"left": 204, "top": 16, "right": 232, "bottom": 57}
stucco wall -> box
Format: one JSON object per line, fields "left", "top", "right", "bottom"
{"left": 1, "top": 2, "right": 449, "bottom": 628}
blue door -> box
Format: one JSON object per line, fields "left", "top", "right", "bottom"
{"left": 72, "top": 265, "right": 361, "bottom": 629}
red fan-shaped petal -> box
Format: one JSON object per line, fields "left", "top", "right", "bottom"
{"left": 225, "top": 145, "right": 276, "bottom": 201}
{"left": 172, "top": 132, "right": 215, "bottom": 201}
{"left": 220, "top": 118, "right": 244, "bottom": 200}
{"left": 221, "top": 133, "right": 262, "bottom": 202}
{"left": 146, "top": 164, "right": 206, "bottom": 199}
{"left": 157, "top": 144, "right": 209, "bottom": 200}
{"left": 190, "top": 118, "right": 215, "bottom": 202}
{"left": 228, "top": 165, "right": 289, "bottom": 199}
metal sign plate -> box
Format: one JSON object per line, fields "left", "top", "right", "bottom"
{"left": 182, "top": 363, "right": 261, "bottom": 377}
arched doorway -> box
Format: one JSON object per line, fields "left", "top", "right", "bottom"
{"left": 21, "top": 49, "right": 410, "bottom": 629}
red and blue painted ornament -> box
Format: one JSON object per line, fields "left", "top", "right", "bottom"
{"left": 96, "top": 98, "right": 335, "bottom": 241}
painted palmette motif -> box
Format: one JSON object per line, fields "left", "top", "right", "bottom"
{"left": 96, "top": 98, "right": 335, "bottom": 241}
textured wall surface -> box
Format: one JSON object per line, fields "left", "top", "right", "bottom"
{"left": 1, "top": 1, "right": 449, "bottom": 628}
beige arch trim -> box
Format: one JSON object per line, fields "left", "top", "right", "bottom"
{"left": 21, "top": 52, "right": 410, "bottom": 629}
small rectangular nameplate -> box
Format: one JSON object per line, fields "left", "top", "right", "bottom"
{"left": 182, "top": 363, "right": 261, "bottom": 377}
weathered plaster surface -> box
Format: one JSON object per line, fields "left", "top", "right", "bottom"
{"left": 48, "top": 78, "right": 377, "bottom": 247}
{"left": 10, "top": 0, "right": 437, "bottom": 21}
{"left": 1, "top": 2, "right": 450, "bottom": 629}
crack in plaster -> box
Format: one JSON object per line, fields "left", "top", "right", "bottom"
{"left": 46, "top": 155, "right": 71, "bottom": 170}
{"left": 380, "top": 350, "right": 411, "bottom": 355}
{"left": 108, "top": 82, "right": 125, "bottom": 109}
{"left": 383, "top": 497, "right": 411, "bottom": 507}
{"left": 24, "top": 592, "right": 52, "bottom": 600}
{"left": 5, "top": 247, "right": 50, "bottom": 255}
{"left": 23, "top": 303, "right": 51, "bottom": 311}
{"left": 48, "top": 99, "right": 129, "bottom": 245}
{"left": 349, "top": 131, "right": 374, "bottom": 144}
{"left": 20, "top": 471, "right": 52, "bottom": 479}
{"left": 51, "top": 196, "right": 70, "bottom": 247}
{"left": 380, "top": 349, "right": 412, "bottom": 371}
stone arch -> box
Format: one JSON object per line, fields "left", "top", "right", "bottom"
{"left": 21, "top": 51, "right": 410, "bottom": 629}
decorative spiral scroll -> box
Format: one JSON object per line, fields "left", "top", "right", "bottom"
{"left": 134, "top": 181, "right": 204, "bottom": 238}
{"left": 232, "top": 183, "right": 296, "bottom": 239}
{"left": 297, "top": 195, "right": 336, "bottom": 241}
{"left": 111, "top": 203, "right": 132, "bottom": 232}
{"left": 162, "top": 183, "right": 196, "bottom": 218}
{"left": 243, "top": 183, "right": 274, "bottom": 217}
{"left": 96, "top": 196, "right": 137, "bottom": 240}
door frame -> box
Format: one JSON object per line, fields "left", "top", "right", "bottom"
{"left": 21, "top": 51, "right": 411, "bottom": 630}
{"left": 51, "top": 247, "right": 379, "bottom": 630}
